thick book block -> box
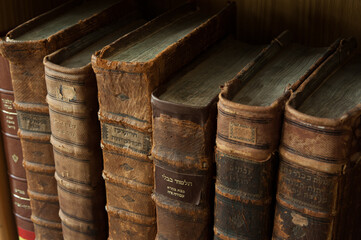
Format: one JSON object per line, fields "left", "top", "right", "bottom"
{"left": 43, "top": 6, "right": 148, "bottom": 239}
{"left": 273, "top": 39, "right": 360, "bottom": 240}
{"left": 0, "top": 0, "right": 135, "bottom": 239}
{"left": 0, "top": 54, "right": 35, "bottom": 239}
{"left": 151, "top": 36, "right": 269, "bottom": 239}
{"left": 92, "top": 2, "right": 236, "bottom": 239}
{"left": 215, "top": 33, "right": 342, "bottom": 240}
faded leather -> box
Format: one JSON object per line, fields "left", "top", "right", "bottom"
{"left": 215, "top": 31, "right": 341, "bottom": 240}
{"left": 151, "top": 89, "right": 218, "bottom": 240}
{"left": 273, "top": 38, "right": 360, "bottom": 240}
{"left": 44, "top": 47, "right": 106, "bottom": 239}
{"left": 92, "top": 2, "right": 236, "bottom": 239}
{"left": 0, "top": 1, "right": 138, "bottom": 239}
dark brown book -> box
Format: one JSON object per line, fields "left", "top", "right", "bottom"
{"left": 214, "top": 33, "right": 341, "bottom": 239}
{"left": 0, "top": 54, "right": 35, "bottom": 239}
{"left": 151, "top": 34, "right": 269, "bottom": 239}
{"left": 273, "top": 39, "right": 360, "bottom": 240}
{"left": 91, "top": 2, "right": 235, "bottom": 239}
{"left": 43, "top": 6, "right": 148, "bottom": 239}
{"left": 0, "top": 0, "right": 137, "bottom": 238}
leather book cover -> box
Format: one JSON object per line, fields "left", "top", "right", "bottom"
{"left": 43, "top": 3, "right": 147, "bottom": 239}
{"left": 215, "top": 33, "right": 341, "bottom": 239}
{"left": 0, "top": 54, "right": 35, "bottom": 240}
{"left": 92, "top": 2, "right": 236, "bottom": 239}
{"left": 150, "top": 31, "right": 272, "bottom": 238}
{"left": 0, "top": 0, "right": 138, "bottom": 239}
{"left": 273, "top": 38, "right": 360, "bottom": 240}
{"left": 0, "top": 134, "right": 17, "bottom": 240}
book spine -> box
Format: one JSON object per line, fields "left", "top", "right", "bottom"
{"left": 0, "top": 55, "right": 35, "bottom": 240}
{"left": 151, "top": 95, "right": 217, "bottom": 240}
{"left": 1, "top": 40, "right": 63, "bottom": 239}
{"left": 0, "top": 136, "right": 18, "bottom": 240}
{"left": 215, "top": 100, "right": 283, "bottom": 240}
{"left": 97, "top": 105, "right": 156, "bottom": 240}
{"left": 272, "top": 38, "right": 359, "bottom": 240}
{"left": 44, "top": 62, "right": 107, "bottom": 239}
{"left": 272, "top": 108, "right": 351, "bottom": 239}
{"left": 212, "top": 32, "right": 294, "bottom": 240}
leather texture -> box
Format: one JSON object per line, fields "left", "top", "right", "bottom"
{"left": 0, "top": 54, "right": 34, "bottom": 239}
{"left": 149, "top": 4, "right": 237, "bottom": 240}
{"left": 151, "top": 93, "right": 218, "bottom": 240}
{"left": 215, "top": 32, "right": 341, "bottom": 240}
{"left": 92, "top": 2, "right": 236, "bottom": 239}
{"left": 0, "top": 1, "right": 138, "bottom": 239}
{"left": 273, "top": 38, "right": 360, "bottom": 240}
{"left": 44, "top": 49, "right": 107, "bottom": 239}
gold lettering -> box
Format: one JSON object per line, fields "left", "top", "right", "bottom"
{"left": 15, "top": 188, "right": 26, "bottom": 195}
{"left": 174, "top": 179, "right": 192, "bottom": 187}
{"left": 162, "top": 174, "right": 173, "bottom": 183}
{"left": 1, "top": 98, "right": 14, "bottom": 110}
{"left": 14, "top": 202, "right": 31, "bottom": 209}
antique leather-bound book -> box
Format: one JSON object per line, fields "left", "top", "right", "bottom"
{"left": 0, "top": 0, "right": 135, "bottom": 238}
{"left": 0, "top": 133, "right": 17, "bottom": 240}
{"left": 43, "top": 7, "right": 148, "bottom": 239}
{"left": 92, "top": 2, "right": 236, "bottom": 239}
{"left": 273, "top": 39, "right": 361, "bottom": 240}
{"left": 150, "top": 33, "right": 274, "bottom": 239}
{"left": 215, "top": 34, "right": 342, "bottom": 239}
{"left": 0, "top": 55, "right": 34, "bottom": 239}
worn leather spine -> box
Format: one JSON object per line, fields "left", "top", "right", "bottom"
{"left": 273, "top": 39, "right": 360, "bottom": 240}
{"left": 214, "top": 32, "right": 341, "bottom": 240}
{"left": 0, "top": 115, "right": 17, "bottom": 240}
{"left": 92, "top": 3, "right": 236, "bottom": 239}
{"left": 42, "top": 2, "right": 146, "bottom": 239}
{"left": 0, "top": 54, "right": 35, "bottom": 239}
{"left": 151, "top": 88, "right": 219, "bottom": 240}
{"left": 44, "top": 59, "right": 106, "bottom": 238}
{"left": 0, "top": 1, "right": 137, "bottom": 239}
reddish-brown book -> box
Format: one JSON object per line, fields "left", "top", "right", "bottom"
{"left": 0, "top": 124, "right": 18, "bottom": 240}
{"left": 0, "top": 54, "right": 35, "bottom": 240}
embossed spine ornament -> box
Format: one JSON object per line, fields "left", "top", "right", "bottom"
{"left": 44, "top": 55, "right": 107, "bottom": 239}
{"left": 0, "top": 0, "right": 134, "bottom": 238}
{"left": 273, "top": 38, "right": 361, "bottom": 240}
{"left": 43, "top": 3, "right": 147, "bottom": 238}
{"left": 92, "top": 3, "right": 236, "bottom": 239}
{"left": 215, "top": 32, "right": 341, "bottom": 239}
{"left": 0, "top": 55, "right": 35, "bottom": 239}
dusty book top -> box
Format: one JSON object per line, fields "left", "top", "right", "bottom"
{"left": 7, "top": 0, "right": 121, "bottom": 41}
{"left": 231, "top": 44, "right": 328, "bottom": 106}
{"left": 45, "top": 13, "right": 147, "bottom": 68}
{"left": 106, "top": 11, "right": 211, "bottom": 62}
{"left": 297, "top": 55, "right": 361, "bottom": 118}
{"left": 157, "top": 37, "right": 264, "bottom": 107}
{"left": 95, "top": 2, "right": 234, "bottom": 65}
